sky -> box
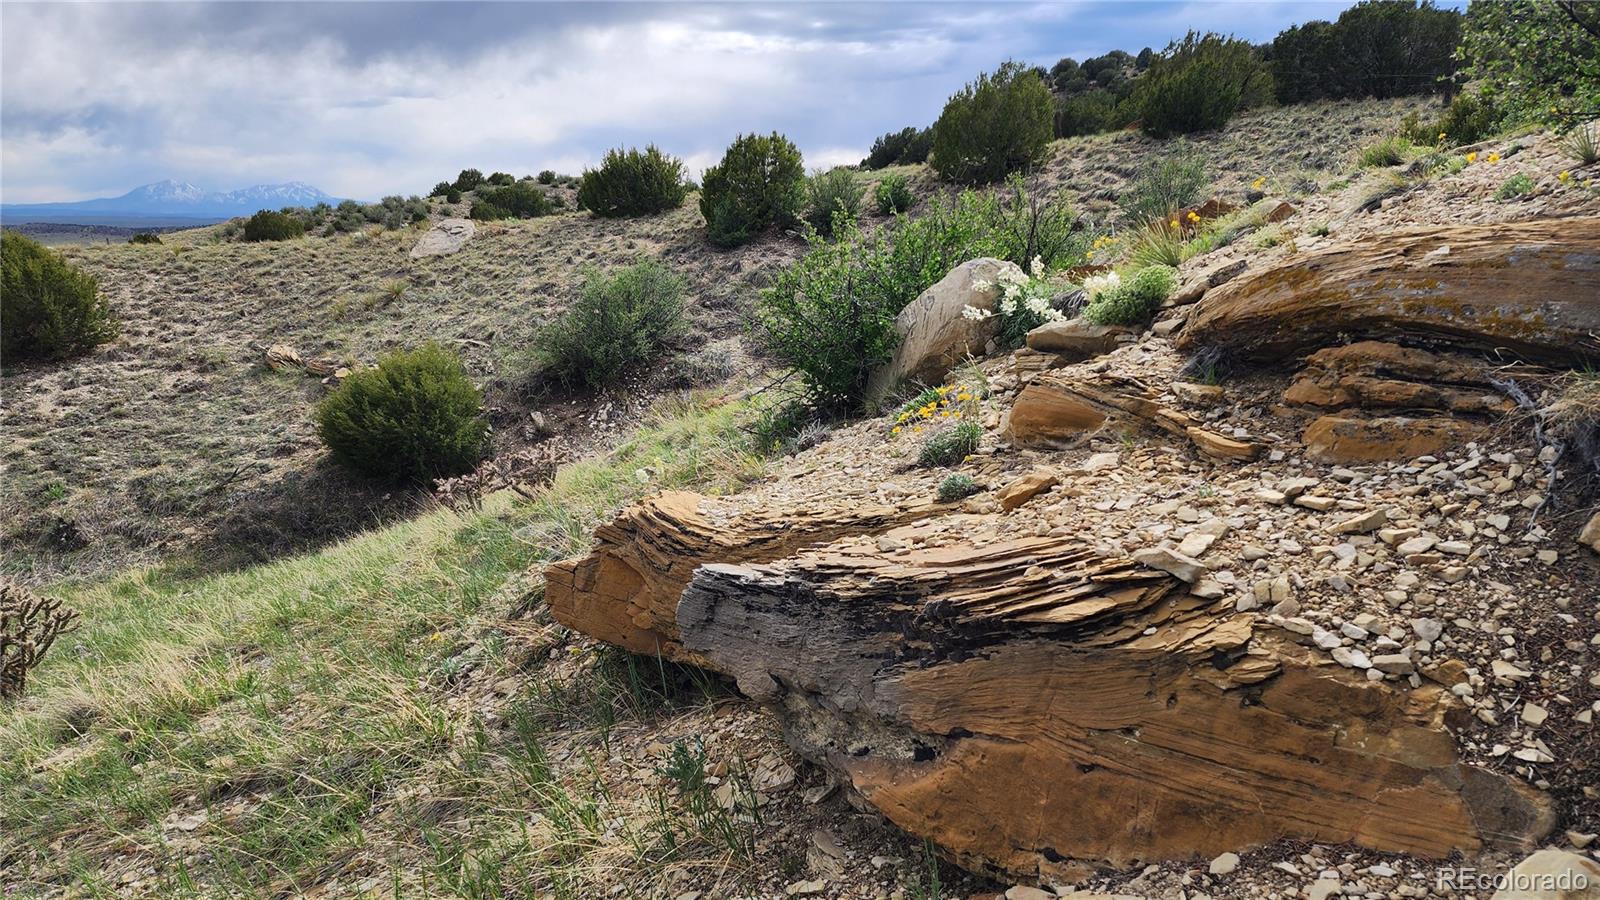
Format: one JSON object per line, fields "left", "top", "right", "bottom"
{"left": 2, "top": 1, "right": 1377, "bottom": 204}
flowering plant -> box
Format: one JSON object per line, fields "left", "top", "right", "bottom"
{"left": 961, "top": 256, "right": 1064, "bottom": 347}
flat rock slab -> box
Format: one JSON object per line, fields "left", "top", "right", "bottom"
{"left": 409, "top": 217, "right": 475, "bottom": 258}
{"left": 1177, "top": 218, "right": 1600, "bottom": 366}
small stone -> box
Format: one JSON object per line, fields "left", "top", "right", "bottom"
{"left": 1209, "top": 852, "right": 1241, "bottom": 875}
{"left": 1330, "top": 508, "right": 1388, "bottom": 534}
{"left": 1410, "top": 618, "right": 1443, "bottom": 643}
{"left": 1003, "top": 887, "right": 1054, "bottom": 900}
{"left": 786, "top": 879, "right": 827, "bottom": 896}
{"left": 1295, "top": 495, "right": 1337, "bottom": 512}
{"left": 1397, "top": 535, "right": 1437, "bottom": 555}
{"left": 1436, "top": 540, "right": 1472, "bottom": 556}
{"left": 1520, "top": 702, "right": 1549, "bottom": 726}
{"left": 1132, "top": 547, "right": 1207, "bottom": 583}
{"left": 1371, "top": 653, "right": 1414, "bottom": 675}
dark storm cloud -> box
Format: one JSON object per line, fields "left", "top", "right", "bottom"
{"left": 2, "top": 1, "right": 1377, "bottom": 203}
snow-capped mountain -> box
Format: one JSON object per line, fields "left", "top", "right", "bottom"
{"left": 1, "top": 180, "right": 343, "bottom": 225}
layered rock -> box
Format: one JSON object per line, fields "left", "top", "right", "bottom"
{"left": 1006, "top": 371, "right": 1263, "bottom": 461}
{"left": 549, "top": 490, "right": 1554, "bottom": 881}
{"left": 1177, "top": 218, "right": 1600, "bottom": 366}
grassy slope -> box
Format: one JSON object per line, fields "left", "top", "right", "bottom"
{"left": 0, "top": 392, "right": 798, "bottom": 898}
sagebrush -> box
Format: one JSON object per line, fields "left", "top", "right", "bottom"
{"left": 533, "top": 259, "right": 687, "bottom": 388}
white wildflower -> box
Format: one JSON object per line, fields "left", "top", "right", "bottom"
{"left": 961, "top": 305, "right": 993, "bottom": 321}
{"left": 1029, "top": 256, "right": 1045, "bottom": 278}
{"left": 1083, "top": 271, "right": 1122, "bottom": 300}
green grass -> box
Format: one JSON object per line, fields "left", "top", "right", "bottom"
{"left": 1, "top": 392, "right": 771, "bottom": 897}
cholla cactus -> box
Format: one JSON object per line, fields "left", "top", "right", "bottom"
{"left": 1, "top": 581, "right": 80, "bottom": 702}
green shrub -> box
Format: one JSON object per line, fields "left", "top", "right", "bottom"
{"left": 475, "top": 183, "right": 555, "bottom": 219}
{"left": 128, "top": 232, "right": 161, "bottom": 245}
{"left": 446, "top": 188, "right": 462, "bottom": 204}
{"left": 453, "top": 168, "right": 485, "bottom": 191}
{"left": 937, "top": 472, "right": 979, "bottom": 502}
{"left": 431, "top": 181, "right": 453, "bottom": 197}
{"left": 759, "top": 182, "right": 1090, "bottom": 410}
{"left": 533, "top": 259, "right": 687, "bottom": 388}
{"left": 1118, "top": 145, "right": 1207, "bottom": 223}
{"left": 1131, "top": 32, "right": 1270, "bottom": 138}
{"left": 314, "top": 343, "right": 487, "bottom": 484}
{"left": 1, "top": 231, "right": 117, "bottom": 362}
{"left": 918, "top": 421, "right": 981, "bottom": 467}
{"left": 1398, "top": 91, "right": 1504, "bottom": 149}
{"left": 863, "top": 127, "right": 932, "bottom": 168}
{"left": 241, "top": 209, "right": 305, "bottom": 241}
{"left": 1083, "top": 265, "right": 1177, "bottom": 326}
{"left": 875, "top": 174, "right": 914, "bottom": 215}
{"left": 577, "top": 145, "right": 689, "bottom": 217}
{"left": 537, "top": 170, "right": 557, "bottom": 185}
{"left": 469, "top": 200, "right": 508, "bottom": 221}
{"left": 930, "top": 61, "right": 1054, "bottom": 184}
{"left": 699, "top": 132, "right": 805, "bottom": 247}
{"left": 1271, "top": 2, "right": 1460, "bottom": 104}
{"left": 1494, "top": 173, "right": 1535, "bottom": 201}
{"left": 803, "top": 167, "right": 862, "bottom": 236}
{"left": 757, "top": 222, "right": 900, "bottom": 410}
{"left": 1459, "top": 0, "right": 1599, "bottom": 131}
{"left": 486, "top": 172, "right": 516, "bottom": 186}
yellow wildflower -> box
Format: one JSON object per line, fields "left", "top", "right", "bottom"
{"left": 1187, "top": 211, "right": 1200, "bottom": 222}
{"left": 891, "top": 426, "right": 902, "bottom": 435}
{"left": 1465, "top": 152, "right": 1477, "bottom": 163}
{"left": 1558, "top": 171, "right": 1571, "bottom": 183}
{"left": 1251, "top": 176, "right": 1266, "bottom": 190}
{"left": 1487, "top": 152, "right": 1501, "bottom": 164}
{"left": 1169, "top": 219, "right": 1179, "bottom": 229}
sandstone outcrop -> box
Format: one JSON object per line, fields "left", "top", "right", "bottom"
{"left": 1284, "top": 341, "right": 1514, "bottom": 416}
{"left": 1024, "top": 319, "right": 1136, "bottom": 361}
{"left": 549, "top": 489, "right": 1553, "bottom": 881}
{"left": 1177, "top": 218, "right": 1600, "bottom": 367}
{"left": 1006, "top": 371, "right": 1263, "bottom": 461}
{"left": 408, "top": 217, "right": 475, "bottom": 259}
{"left": 867, "top": 258, "right": 1017, "bottom": 400}
{"left": 1302, "top": 413, "right": 1483, "bottom": 464}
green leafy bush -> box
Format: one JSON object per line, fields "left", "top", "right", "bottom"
{"left": 128, "top": 232, "right": 161, "bottom": 245}
{"left": 875, "top": 174, "right": 914, "bottom": 215}
{"left": 577, "top": 145, "right": 689, "bottom": 217}
{"left": 241, "top": 209, "right": 305, "bottom": 241}
{"left": 1494, "top": 173, "right": 1535, "bottom": 201}
{"left": 453, "top": 168, "right": 485, "bottom": 191}
{"left": 532, "top": 259, "right": 687, "bottom": 388}
{"left": 475, "top": 183, "right": 555, "bottom": 219}
{"left": 486, "top": 172, "right": 516, "bottom": 186}
{"left": 1402, "top": 90, "right": 1505, "bottom": 148}
{"left": 757, "top": 222, "right": 900, "bottom": 410}
{"left": 1459, "top": 0, "right": 1599, "bottom": 131}
{"left": 446, "top": 188, "right": 462, "bottom": 204}
{"left": 469, "top": 200, "right": 508, "bottom": 221}
{"left": 937, "top": 472, "right": 979, "bottom": 502}
{"left": 1118, "top": 146, "right": 1207, "bottom": 223}
{"left": 314, "top": 343, "right": 487, "bottom": 484}
{"left": 1131, "top": 32, "right": 1270, "bottom": 137}
{"left": 803, "top": 167, "right": 862, "bottom": 236}
{"left": 699, "top": 132, "right": 805, "bottom": 247}
{"left": 758, "top": 181, "right": 1090, "bottom": 410}
{"left": 1082, "top": 265, "right": 1177, "bottom": 326}
{"left": 930, "top": 61, "right": 1054, "bottom": 184}
{"left": 431, "top": 181, "right": 453, "bottom": 197}
{"left": 918, "top": 421, "right": 981, "bottom": 467}
{"left": 537, "top": 170, "right": 557, "bottom": 185}
{"left": 1, "top": 231, "right": 118, "bottom": 362}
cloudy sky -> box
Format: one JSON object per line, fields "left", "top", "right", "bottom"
{"left": 3, "top": 1, "right": 1375, "bottom": 204}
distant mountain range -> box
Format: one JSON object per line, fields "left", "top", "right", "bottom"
{"left": 1, "top": 180, "right": 343, "bottom": 226}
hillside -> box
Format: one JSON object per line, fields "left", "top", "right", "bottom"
{"left": 2, "top": 97, "right": 1433, "bottom": 582}
{"left": 4, "top": 95, "right": 1599, "bottom": 899}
